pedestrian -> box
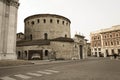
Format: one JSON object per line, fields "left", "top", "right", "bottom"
{"left": 113, "top": 53, "right": 118, "bottom": 59}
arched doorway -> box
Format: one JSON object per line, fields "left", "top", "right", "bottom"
{"left": 79, "top": 45, "right": 83, "bottom": 59}
{"left": 45, "top": 50, "right": 49, "bottom": 56}
{"left": 30, "top": 34, "right": 32, "bottom": 40}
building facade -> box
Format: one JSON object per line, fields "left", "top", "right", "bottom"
{"left": 17, "top": 14, "right": 88, "bottom": 60}
{"left": 90, "top": 25, "right": 120, "bottom": 57}
{"left": 0, "top": 0, "right": 19, "bottom": 60}
{"left": 17, "top": 32, "right": 24, "bottom": 41}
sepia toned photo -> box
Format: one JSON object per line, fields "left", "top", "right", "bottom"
{"left": 0, "top": 0, "right": 120, "bottom": 80}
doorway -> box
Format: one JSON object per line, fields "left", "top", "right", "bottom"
{"left": 106, "top": 49, "right": 109, "bottom": 57}
{"left": 28, "top": 50, "right": 43, "bottom": 60}
{"left": 79, "top": 45, "right": 83, "bottom": 59}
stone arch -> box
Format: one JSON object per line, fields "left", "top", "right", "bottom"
{"left": 45, "top": 50, "right": 49, "bottom": 56}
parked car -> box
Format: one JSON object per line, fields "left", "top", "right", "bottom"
{"left": 31, "top": 53, "right": 40, "bottom": 60}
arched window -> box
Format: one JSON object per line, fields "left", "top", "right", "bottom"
{"left": 65, "top": 34, "right": 67, "bottom": 38}
{"left": 18, "top": 51, "right": 21, "bottom": 59}
{"left": 27, "top": 21, "right": 29, "bottom": 25}
{"left": 45, "top": 50, "right": 48, "bottom": 56}
{"left": 44, "top": 33, "right": 48, "bottom": 40}
{"left": 110, "top": 35, "right": 112, "bottom": 38}
{"left": 62, "top": 21, "right": 64, "bottom": 25}
{"left": 50, "top": 19, "right": 52, "bottom": 23}
{"left": 43, "top": 19, "right": 46, "bottom": 23}
{"left": 66, "top": 22, "right": 68, "bottom": 26}
{"left": 31, "top": 21, "right": 34, "bottom": 25}
{"left": 30, "top": 34, "right": 32, "bottom": 40}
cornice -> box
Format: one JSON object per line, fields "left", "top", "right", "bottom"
{"left": 0, "top": 0, "right": 19, "bottom": 8}
{"left": 24, "top": 14, "right": 71, "bottom": 23}
{"left": 9, "top": 0, "right": 19, "bottom": 8}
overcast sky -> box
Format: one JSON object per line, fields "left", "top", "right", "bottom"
{"left": 17, "top": 0, "right": 120, "bottom": 41}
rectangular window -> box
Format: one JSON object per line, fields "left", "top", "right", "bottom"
{"left": 98, "top": 48, "right": 101, "bottom": 51}
{"left": 117, "top": 41, "right": 119, "bottom": 45}
{"left": 94, "top": 48, "right": 97, "bottom": 51}
{"left": 37, "top": 19, "right": 40, "bottom": 23}
{"left": 62, "top": 21, "right": 64, "bottom": 25}
{"left": 111, "top": 49, "right": 114, "bottom": 54}
{"left": 111, "top": 42, "right": 113, "bottom": 45}
{"left": 118, "top": 49, "right": 120, "bottom": 54}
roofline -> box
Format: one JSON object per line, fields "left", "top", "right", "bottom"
{"left": 90, "top": 25, "right": 120, "bottom": 34}
{"left": 24, "top": 14, "right": 71, "bottom": 23}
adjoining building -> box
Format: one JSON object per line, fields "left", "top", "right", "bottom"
{"left": 86, "top": 43, "right": 91, "bottom": 56}
{"left": 90, "top": 25, "right": 120, "bottom": 57}
{"left": 0, "top": 0, "right": 19, "bottom": 60}
{"left": 17, "top": 32, "right": 24, "bottom": 41}
{"left": 16, "top": 14, "right": 89, "bottom": 60}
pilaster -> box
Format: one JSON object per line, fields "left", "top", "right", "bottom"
{"left": 0, "top": 0, "right": 19, "bottom": 60}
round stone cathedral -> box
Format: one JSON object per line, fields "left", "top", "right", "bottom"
{"left": 17, "top": 14, "right": 88, "bottom": 60}
{"left": 24, "top": 14, "right": 71, "bottom": 40}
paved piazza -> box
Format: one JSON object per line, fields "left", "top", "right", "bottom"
{"left": 0, "top": 58, "right": 120, "bottom": 80}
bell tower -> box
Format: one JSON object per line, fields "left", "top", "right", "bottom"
{"left": 0, "top": 0, "right": 19, "bottom": 60}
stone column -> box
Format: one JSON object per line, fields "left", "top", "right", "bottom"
{"left": 0, "top": 0, "right": 4, "bottom": 59}
{"left": 0, "top": 0, "right": 19, "bottom": 60}
{"left": 0, "top": 0, "right": 8, "bottom": 59}
{"left": 97, "top": 52, "right": 100, "bottom": 57}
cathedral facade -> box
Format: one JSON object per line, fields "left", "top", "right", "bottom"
{"left": 0, "top": 0, "right": 19, "bottom": 60}
{"left": 17, "top": 14, "right": 88, "bottom": 60}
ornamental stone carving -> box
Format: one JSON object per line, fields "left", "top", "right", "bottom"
{"left": 9, "top": 0, "right": 19, "bottom": 8}
{"left": 0, "top": 0, "right": 19, "bottom": 8}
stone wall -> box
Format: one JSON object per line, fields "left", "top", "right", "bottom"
{"left": 50, "top": 41, "right": 78, "bottom": 60}
{"left": 16, "top": 40, "right": 81, "bottom": 60}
